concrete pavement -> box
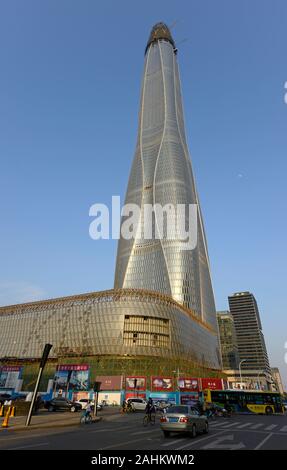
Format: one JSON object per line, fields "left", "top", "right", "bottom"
{"left": 0, "top": 406, "right": 121, "bottom": 433}
{"left": 1, "top": 410, "right": 287, "bottom": 450}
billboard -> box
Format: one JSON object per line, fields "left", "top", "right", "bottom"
{"left": 178, "top": 378, "right": 199, "bottom": 392}
{"left": 96, "top": 376, "right": 123, "bottom": 391}
{"left": 0, "top": 366, "right": 23, "bottom": 389}
{"left": 53, "top": 364, "right": 89, "bottom": 392}
{"left": 125, "top": 376, "right": 146, "bottom": 391}
{"left": 180, "top": 393, "right": 200, "bottom": 405}
{"left": 149, "top": 392, "right": 176, "bottom": 406}
{"left": 151, "top": 377, "right": 173, "bottom": 392}
{"left": 125, "top": 392, "right": 146, "bottom": 400}
{"left": 201, "top": 378, "right": 223, "bottom": 390}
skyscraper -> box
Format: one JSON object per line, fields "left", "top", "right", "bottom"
{"left": 0, "top": 22, "right": 221, "bottom": 378}
{"left": 228, "top": 292, "right": 271, "bottom": 375}
{"left": 115, "top": 23, "right": 217, "bottom": 332}
{"left": 217, "top": 311, "right": 240, "bottom": 370}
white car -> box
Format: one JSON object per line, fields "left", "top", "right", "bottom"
{"left": 75, "top": 398, "right": 102, "bottom": 410}
{"left": 126, "top": 398, "right": 147, "bottom": 411}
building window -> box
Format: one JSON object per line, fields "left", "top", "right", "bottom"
{"left": 123, "top": 315, "right": 170, "bottom": 348}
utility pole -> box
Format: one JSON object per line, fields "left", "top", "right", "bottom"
{"left": 26, "top": 344, "right": 52, "bottom": 427}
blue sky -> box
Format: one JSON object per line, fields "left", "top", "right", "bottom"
{"left": 0, "top": 1, "right": 286, "bottom": 386}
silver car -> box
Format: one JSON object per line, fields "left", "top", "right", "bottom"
{"left": 160, "top": 405, "right": 208, "bottom": 438}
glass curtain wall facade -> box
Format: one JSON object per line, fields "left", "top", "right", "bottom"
{"left": 0, "top": 289, "right": 221, "bottom": 371}
{"left": 114, "top": 23, "right": 217, "bottom": 333}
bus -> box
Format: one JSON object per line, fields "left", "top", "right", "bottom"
{"left": 203, "top": 389, "right": 284, "bottom": 415}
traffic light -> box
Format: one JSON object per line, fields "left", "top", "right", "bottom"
{"left": 93, "top": 381, "right": 102, "bottom": 392}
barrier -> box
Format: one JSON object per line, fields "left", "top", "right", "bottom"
{"left": 2, "top": 407, "right": 11, "bottom": 428}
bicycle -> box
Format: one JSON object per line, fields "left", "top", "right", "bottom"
{"left": 80, "top": 411, "right": 93, "bottom": 424}
{"left": 121, "top": 402, "right": 134, "bottom": 414}
{"left": 143, "top": 413, "right": 156, "bottom": 426}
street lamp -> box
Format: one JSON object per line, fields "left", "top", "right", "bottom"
{"left": 239, "top": 359, "right": 247, "bottom": 390}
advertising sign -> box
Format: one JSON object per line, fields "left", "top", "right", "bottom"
{"left": 73, "top": 391, "right": 89, "bottom": 402}
{"left": 98, "top": 392, "right": 122, "bottom": 406}
{"left": 0, "top": 366, "right": 23, "bottom": 389}
{"left": 125, "top": 392, "right": 146, "bottom": 400}
{"left": 96, "top": 376, "right": 123, "bottom": 391}
{"left": 180, "top": 393, "right": 200, "bottom": 405}
{"left": 149, "top": 392, "right": 176, "bottom": 406}
{"left": 178, "top": 378, "right": 199, "bottom": 392}
{"left": 151, "top": 377, "right": 173, "bottom": 391}
{"left": 125, "top": 376, "right": 146, "bottom": 391}
{"left": 53, "top": 364, "right": 89, "bottom": 392}
{"left": 201, "top": 378, "right": 223, "bottom": 390}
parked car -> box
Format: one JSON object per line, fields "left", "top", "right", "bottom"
{"left": 10, "top": 393, "right": 27, "bottom": 402}
{"left": 160, "top": 405, "right": 209, "bottom": 438}
{"left": 125, "top": 398, "right": 147, "bottom": 411}
{"left": 0, "top": 393, "right": 11, "bottom": 405}
{"left": 75, "top": 398, "right": 102, "bottom": 411}
{"left": 44, "top": 397, "right": 81, "bottom": 412}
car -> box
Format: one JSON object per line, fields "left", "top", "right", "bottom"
{"left": 75, "top": 398, "right": 102, "bottom": 411}
{"left": 125, "top": 398, "right": 147, "bottom": 411}
{"left": 44, "top": 397, "right": 82, "bottom": 412}
{"left": 154, "top": 401, "right": 172, "bottom": 413}
{"left": 0, "top": 393, "right": 11, "bottom": 405}
{"left": 10, "top": 393, "right": 27, "bottom": 402}
{"left": 160, "top": 405, "right": 209, "bottom": 438}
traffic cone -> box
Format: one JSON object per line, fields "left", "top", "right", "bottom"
{"left": 2, "top": 407, "right": 11, "bottom": 428}
{"left": 10, "top": 406, "right": 15, "bottom": 417}
{"left": 0, "top": 405, "right": 4, "bottom": 417}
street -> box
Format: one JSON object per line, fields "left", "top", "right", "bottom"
{"left": 1, "top": 410, "right": 287, "bottom": 450}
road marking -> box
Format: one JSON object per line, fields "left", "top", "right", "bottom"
{"left": 254, "top": 433, "right": 273, "bottom": 450}
{"left": 250, "top": 423, "right": 264, "bottom": 430}
{"left": 90, "top": 428, "right": 114, "bottom": 434}
{"left": 175, "top": 430, "right": 228, "bottom": 450}
{"left": 161, "top": 438, "right": 189, "bottom": 447}
{"left": 264, "top": 424, "right": 277, "bottom": 431}
{"left": 217, "top": 421, "right": 241, "bottom": 428}
{"left": 236, "top": 422, "right": 252, "bottom": 429}
{"left": 279, "top": 425, "right": 287, "bottom": 433}
{"left": 8, "top": 442, "right": 49, "bottom": 450}
{"left": 130, "top": 429, "right": 159, "bottom": 436}
{"left": 99, "top": 435, "right": 154, "bottom": 450}
{"left": 201, "top": 434, "right": 245, "bottom": 450}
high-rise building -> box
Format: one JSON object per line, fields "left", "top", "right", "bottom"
{"left": 115, "top": 23, "right": 217, "bottom": 333}
{"left": 271, "top": 367, "right": 285, "bottom": 395}
{"left": 0, "top": 23, "right": 222, "bottom": 382}
{"left": 228, "top": 292, "right": 271, "bottom": 375}
{"left": 217, "top": 311, "right": 240, "bottom": 370}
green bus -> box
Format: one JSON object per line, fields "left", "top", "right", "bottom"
{"left": 204, "top": 389, "right": 284, "bottom": 415}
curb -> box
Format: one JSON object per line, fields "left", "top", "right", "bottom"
{"left": 0, "top": 417, "right": 102, "bottom": 433}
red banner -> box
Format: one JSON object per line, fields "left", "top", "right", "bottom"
{"left": 96, "top": 376, "right": 122, "bottom": 390}
{"left": 201, "top": 378, "right": 223, "bottom": 390}
{"left": 57, "top": 364, "right": 89, "bottom": 371}
{"left": 125, "top": 377, "right": 146, "bottom": 391}
{"left": 1, "top": 366, "right": 22, "bottom": 372}
{"left": 151, "top": 377, "right": 173, "bottom": 391}
{"left": 125, "top": 392, "right": 146, "bottom": 400}
{"left": 178, "top": 378, "right": 199, "bottom": 392}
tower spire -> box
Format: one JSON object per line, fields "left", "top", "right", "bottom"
{"left": 145, "top": 22, "right": 176, "bottom": 54}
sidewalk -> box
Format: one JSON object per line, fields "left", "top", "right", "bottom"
{"left": 0, "top": 407, "right": 121, "bottom": 433}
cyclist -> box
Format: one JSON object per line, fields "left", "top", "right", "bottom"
{"left": 145, "top": 398, "right": 156, "bottom": 419}
{"left": 85, "top": 401, "right": 93, "bottom": 420}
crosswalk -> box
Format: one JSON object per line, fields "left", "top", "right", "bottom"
{"left": 208, "top": 420, "right": 287, "bottom": 433}
{"left": 99, "top": 418, "right": 287, "bottom": 439}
